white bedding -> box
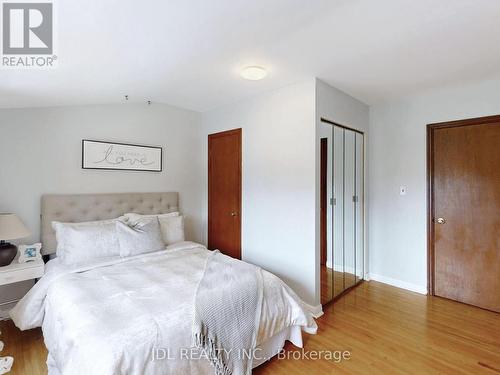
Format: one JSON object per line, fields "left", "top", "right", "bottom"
{"left": 11, "top": 242, "right": 318, "bottom": 375}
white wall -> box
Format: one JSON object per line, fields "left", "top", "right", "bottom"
{"left": 201, "top": 80, "right": 318, "bottom": 305}
{"left": 199, "top": 79, "right": 369, "bottom": 306}
{"left": 315, "top": 79, "right": 370, "bottom": 300}
{"left": 369, "top": 76, "right": 500, "bottom": 293}
{"left": 0, "top": 103, "right": 203, "bottom": 310}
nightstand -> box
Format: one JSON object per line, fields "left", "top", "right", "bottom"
{"left": 0, "top": 255, "right": 44, "bottom": 286}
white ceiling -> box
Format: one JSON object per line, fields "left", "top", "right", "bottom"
{"left": 2, "top": 0, "right": 500, "bottom": 111}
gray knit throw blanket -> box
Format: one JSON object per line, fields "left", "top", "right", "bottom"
{"left": 192, "top": 250, "right": 263, "bottom": 375}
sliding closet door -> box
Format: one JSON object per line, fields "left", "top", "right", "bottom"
{"left": 332, "top": 126, "right": 345, "bottom": 298}
{"left": 320, "top": 120, "right": 364, "bottom": 303}
{"left": 355, "top": 133, "right": 364, "bottom": 283}
{"left": 344, "top": 130, "right": 356, "bottom": 289}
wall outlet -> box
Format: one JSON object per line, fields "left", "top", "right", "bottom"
{"left": 399, "top": 186, "right": 407, "bottom": 196}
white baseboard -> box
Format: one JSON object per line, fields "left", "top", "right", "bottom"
{"left": 368, "top": 273, "right": 428, "bottom": 295}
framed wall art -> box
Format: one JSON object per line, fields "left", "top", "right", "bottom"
{"left": 82, "top": 140, "right": 163, "bottom": 172}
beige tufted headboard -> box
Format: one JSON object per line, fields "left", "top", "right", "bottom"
{"left": 41, "top": 192, "right": 179, "bottom": 255}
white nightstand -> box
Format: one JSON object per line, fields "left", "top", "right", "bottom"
{"left": 0, "top": 255, "right": 44, "bottom": 286}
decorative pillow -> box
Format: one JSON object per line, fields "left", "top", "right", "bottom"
{"left": 123, "top": 212, "right": 184, "bottom": 245}
{"left": 160, "top": 215, "right": 185, "bottom": 245}
{"left": 116, "top": 218, "right": 165, "bottom": 257}
{"left": 18, "top": 243, "right": 42, "bottom": 263}
{"left": 52, "top": 219, "right": 120, "bottom": 266}
{"left": 123, "top": 212, "right": 179, "bottom": 224}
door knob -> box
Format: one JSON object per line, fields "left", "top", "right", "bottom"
{"left": 230, "top": 212, "right": 238, "bottom": 217}
{"left": 436, "top": 217, "right": 446, "bottom": 224}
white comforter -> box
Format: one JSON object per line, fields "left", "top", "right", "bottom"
{"left": 11, "top": 242, "right": 318, "bottom": 375}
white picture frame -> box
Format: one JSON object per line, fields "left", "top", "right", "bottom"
{"left": 18, "top": 243, "right": 42, "bottom": 263}
{"left": 82, "top": 140, "right": 163, "bottom": 172}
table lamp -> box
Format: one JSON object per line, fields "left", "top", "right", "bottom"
{"left": 0, "top": 213, "right": 31, "bottom": 266}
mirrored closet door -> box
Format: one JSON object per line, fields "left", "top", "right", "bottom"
{"left": 319, "top": 119, "right": 364, "bottom": 305}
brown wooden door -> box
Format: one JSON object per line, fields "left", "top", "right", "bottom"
{"left": 429, "top": 116, "right": 500, "bottom": 312}
{"left": 208, "top": 128, "right": 242, "bottom": 259}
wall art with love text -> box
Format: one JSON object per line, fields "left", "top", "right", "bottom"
{"left": 82, "top": 140, "right": 163, "bottom": 172}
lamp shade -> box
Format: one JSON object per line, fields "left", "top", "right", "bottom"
{"left": 0, "top": 213, "right": 31, "bottom": 241}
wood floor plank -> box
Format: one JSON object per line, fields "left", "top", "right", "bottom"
{"left": 1, "top": 281, "right": 499, "bottom": 374}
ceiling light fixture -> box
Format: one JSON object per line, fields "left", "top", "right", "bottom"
{"left": 240, "top": 66, "right": 267, "bottom": 81}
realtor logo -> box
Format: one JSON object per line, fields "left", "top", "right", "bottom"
{"left": 2, "top": 1, "right": 56, "bottom": 68}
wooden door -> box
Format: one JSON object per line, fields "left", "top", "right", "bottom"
{"left": 320, "top": 138, "right": 328, "bottom": 266}
{"left": 208, "top": 128, "right": 242, "bottom": 259}
{"left": 429, "top": 116, "right": 500, "bottom": 312}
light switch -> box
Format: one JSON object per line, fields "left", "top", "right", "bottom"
{"left": 399, "top": 186, "right": 407, "bottom": 196}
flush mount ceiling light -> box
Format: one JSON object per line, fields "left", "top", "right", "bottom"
{"left": 240, "top": 66, "right": 267, "bottom": 81}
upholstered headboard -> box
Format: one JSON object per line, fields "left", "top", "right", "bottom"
{"left": 41, "top": 192, "right": 179, "bottom": 255}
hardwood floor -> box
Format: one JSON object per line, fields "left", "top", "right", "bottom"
{"left": 2, "top": 281, "right": 500, "bottom": 374}
{"left": 258, "top": 281, "right": 500, "bottom": 374}
{"left": 0, "top": 317, "right": 47, "bottom": 375}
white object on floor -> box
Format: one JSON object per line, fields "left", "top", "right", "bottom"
{"left": 0, "top": 356, "right": 13, "bottom": 374}
{"left": 1, "top": 331, "right": 13, "bottom": 374}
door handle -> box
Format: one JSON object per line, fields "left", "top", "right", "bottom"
{"left": 230, "top": 212, "right": 239, "bottom": 217}
{"left": 436, "top": 217, "right": 446, "bottom": 224}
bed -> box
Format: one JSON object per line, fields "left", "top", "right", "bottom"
{"left": 10, "top": 192, "right": 319, "bottom": 375}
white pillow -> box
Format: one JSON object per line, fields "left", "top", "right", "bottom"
{"left": 52, "top": 219, "right": 120, "bottom": 266}
{"left": 123, "top": 212, "right": 179, "bottom": 224}
{"left": 160, "top": 215, "right": 185, "bottom": 245}
{"left": 124, "top": 212, "right": 184, "bottom": 245}
{"left": 116, "top": 218, "right": 165, "bottom": 257}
